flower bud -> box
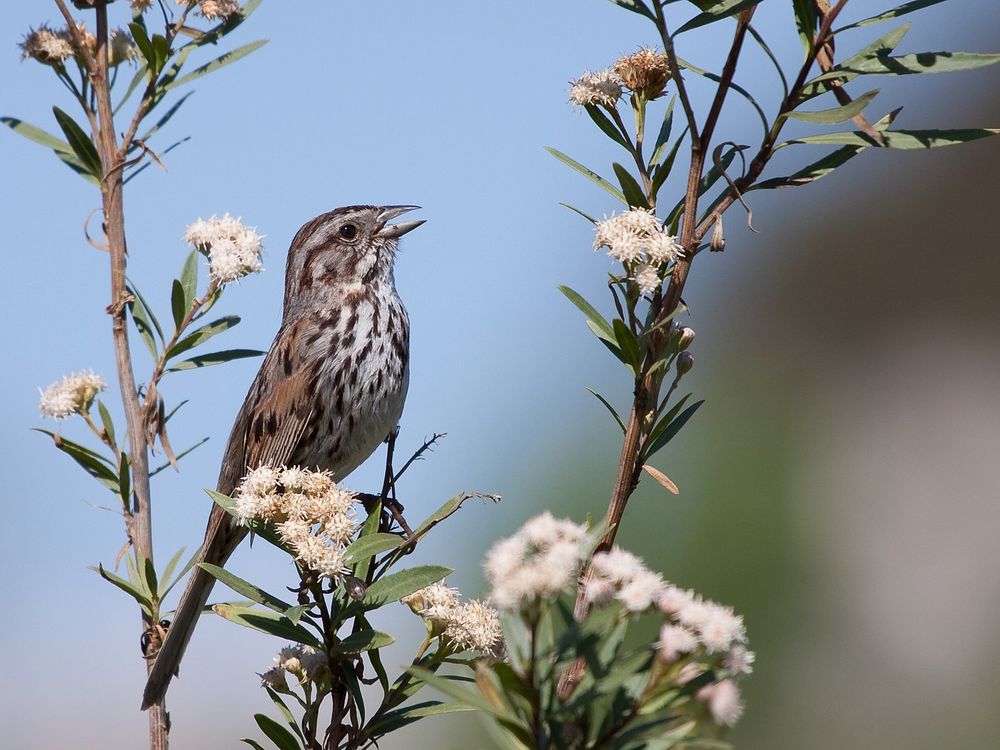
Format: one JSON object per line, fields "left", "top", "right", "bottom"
{"left": 676, "top": 351, "right": 694, "bottom": 376}
{"left": 344, "top": 576, "right": 367, "bottom": 600}
{"left": 677, "top": 327, "right": 695, "bottom": 351}
{"left": 709, "top": 215, "right": 725, "bottom": 252}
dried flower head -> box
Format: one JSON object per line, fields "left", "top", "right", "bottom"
{"left": 259, "top": 666, "right": 288, "bottom": 692}
{"left": 184, "top": 214, "right": 264, "bottom": 283}
{"left": 235, "top": 466, "right": 357, "bottom": 581}
{"left": 109, "top": 29, "right": 137, "bottom": 67}
{"left": 192, "top": 0, "right": 242, "bottom": 20}
{"left": 39, "top": 371, "right": 106, "bottom": 419}
{"left": 569, "top": 70, "right": 622, "bottom": 108}
{"left": 594, "top": 209, "right": 681, "bottom": 268}
{"left": 485, "top": 512, "right": 589, "bottom": 610}
{"left": 131, "top": 0, "right": 155, "bottom": 11}
{"left": 613, "top": 47, "right": 671, "bottom": 99}
{"left": 19, "top": 26, "right": 74, "bottom": 65}
{"left": 274, "top": 644, "right": 329, "bottom": 684}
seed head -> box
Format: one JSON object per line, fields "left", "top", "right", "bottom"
{"left": 613, "top": 47, "right": 671, "bottom": 99}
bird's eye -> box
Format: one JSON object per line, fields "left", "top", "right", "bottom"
{"left": 339, "top": 223, "right": 358, "bottom": 240}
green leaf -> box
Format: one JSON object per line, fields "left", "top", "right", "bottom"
{"left": 585, "top": 105, "right": 628, "bottom": 148}
{"left": 334, "top": 628, "right": 395, "bottom": 654}
{"left": 35, "top": 429, "right": 119, "bottom": 492}
{"left": 91, "top": 564, "right": 152, "bottom": 615}
{"left": 801, "top": 23, "right": 910, "bottom": 98}
{"left": 791, "top": 0, "right": 817, "bottom": 58}
{"left": 213, "top": 604, "right": 321, "bottom": 647}
{"left": 651, "top": 127, "right": 687, "bottom": 197}
{"left": 97, "top": 400, "right": 117, "bottom": 449}
{"left": 675, "top": 56, "right": 768, "bottom": 136}
{"left": 838, "top": 0, "right": 947, "bottom": 30}
{"left": 166, "top": 348, "right": 265, "bottom": 372}
{"left": 612, "top": 318, "right": 642, "bottom": 374}
{"left": 118, "top": 452, "right": 131, "bottom": 509}
{"left": 180, "top": 250, "right": 199, "bottom": 317}
{"left": 241, "top": 740, "right": 267, "bottom": 750}
{"left": 361, "top": 565, "right": 453, "bottom": 610}
{"left": 127, "top": 298, "right": 160, "bottom": 360}
{"left": 1, "top": 117, "right": 73, "bottom": 154}
{"left": 200, "top": 563, "right": 297, "bottom": 615}
{"left": 343, "top": 532, "right": 403, "bottom": 564}
{"left": 52, "top": 107, "right": 102, "bottom": 179}
{"left": 167, "top": 315, "right": 241, "bottom": 358}
{"left": 607, "top": 0, "right": 655, "bottom": 20}
{"left": 161, "top": 544, "right": 203, "bottom": 597}
{"left": 264, "top": 688, "right": 304, "bottom": 743}
{"left": 612, "top": 163, "right": 649, "bottom": 209}
{"left": 127, "top": 281, "right": 164, "bottom": 343}
{"left": 586, "top": 388, "right": 626, "bottom": 433}
{"left": 149, "top": 436, "right": 210, "bottom": 476}
{"left": 648, "top": 96, "right": 676, "bottom": 167}
{"left": 353, "top": 501, "right": 382, "bottom": 581}
{"left": 779, "top": 128, "right": 1000, "bottom": 150}
{"left": 754, "top": 108, "right": 900, "bottom": 189}
{"left": 368, "top": 701, "right": 477, "bottom": 737}
{"left": 128, "top": 22, "right": 156, "bottom": 70}
{"left": 164, "top": 40, "right": 269, "bottom": 92}
{"left": 406, "top": 666, "right": 517, "bottom": 720}
{"left": 253, "top": 713, "right": 301, "bottom": 750}
{"left": 674, "top": 0, "right": 762, "bottom": 35}
{"left": 788, "top": 89, "right": 880, "bottom": 124}
{"left": 644, "top": 400, "right": 705, "bottom": 458}
{"left": 206, "top": 489, "right": 289, "bottom": 550}
{"left": 557, "top": 285, "right": 615, "bottom": 340}
{"left": 545, "top": 147, "right": 626, "bottom": 204}
{"left": 137, "top": 91, "right": 193, "bottom": 143}
{"left": 158, "top": 546, "right": 187, "bottom": 596}
{"left": 559, "top": 202, "right": 597, "bottom": 223}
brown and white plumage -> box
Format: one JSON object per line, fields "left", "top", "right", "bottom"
{"left": 142, "top": 205, "right": 422, "bottom": 710}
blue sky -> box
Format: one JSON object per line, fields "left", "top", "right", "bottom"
{"left": 1, "top": 2, "right": 997, "bottom": 748}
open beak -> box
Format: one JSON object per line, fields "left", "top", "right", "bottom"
{"left": 376, "top": 205, "right": 425, "bottom": 239}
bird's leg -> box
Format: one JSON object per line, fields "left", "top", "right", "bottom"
{"left": 378, "top": 427, "right": 415, "bottom": 537}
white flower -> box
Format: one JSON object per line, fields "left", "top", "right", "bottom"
{"left": 593, "top": 209, "right": 677, "bottom": 268}
{"left": 259, "top": 666, "right": 288, "bottom": 691}
{"left": 402, "top": 582, "right": 461, "bottom": 615}
{"left": 590, "top": 548, "right": 646, "bottom": 584}
{"left": 697, "top": 679, "right": 744, "bottom": 727}
{"left": 657, "top": 624, "right": 698, "bottom": 662}
{"left": 444, "top": 600, "right": 505, "bottom": 658}
{"left": 569, "top": 70, "right": 621, "bottom": 107}
{"left": 657, "top": 584, "right": 696, "bottom": 616}
{"left": 723, "top": 644, "right": 755, "bottom": 676}
{"left": 633, "top": 263, "right": 661, "bottom": 295}
{"left": 279, "top": 467, "right": 308, "bottom": 491}
{"left": 616, "top": 568, "right": 665, "bottom": 612}
{"left": 676, "top": 599, "right": 746, "bottom": 653}
{"left": 275, "top": 645, "right": 327, "bottom": 683}
{"left": 184, "top": 213, "right": 264, "bottom": 283}
{"left": 39, "top": 371, "right": 106, "bottom": 419}
{"left": 485, "top": 514, "right": 588, "bottom": 610}
{"left": 196, "top": 0, "right": 242, "bottom": 19}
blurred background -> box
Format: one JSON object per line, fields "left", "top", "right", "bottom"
{"left": 1, "top": 1, "right": 998, "bottom": 748}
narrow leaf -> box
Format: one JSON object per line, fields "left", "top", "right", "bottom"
{"left": 545, "top": 147, "right": 626, "bottom": 204}
{"left": 343, "top": 533, "right": 403, "bottom": 564}
{"left": 35, "top": 429, "right": 119, "bottom": 492}
{"left": 166, "top": 348, "right": 265, "bottom": 372}
{"left": 200, "top": 563, "right": 296, "bottom": 615}
{"left": 557, "top": 285, "right": 615, "bottom": 339}
{"left": 167, "top": 315, "right": 241, "bottom": 358}
{"left": 645, "top": 400, "right": 705, "bottom": 458}
{"left": 788, "top": 89, "right": 880, "bottom": 124}
{"left": 642, "top": 464, "right": 679, "bottom": 494}
{"left": 839, "top": 0, "right": 948, "bottom": 30}
{"left": 334, "top": 629, "right": 395, "bottom": 654}
{"left": 780, "top": 128, "right": 1000, "bottom": 150}
{"left": 612, "top": 318, "right": 642, "bottom": 373}
{"left": 213, "top": 604, "right": 321, "bottom": 647}
{"left": 613, "top": 163, "right": 649, "bottom": 208}
{"left": 586, "top": 388, "right": 626, "bottom": 433}
{"left": 1, "top": 117, "right": 72, "bottom": 154}
{"left": 559, "top": 202, "right": 597, "bottom": 223}
{"left": 164, "top": 40, "right": 269, "bottom": 92}
{"left": 675, "top": 0, "right": 763, "bottom": 35}
{"left": 52, "top": 107, "right": 102, "bottom": 178}
{"left": 91, "top": 564, "right": 152, "bottom": 615}
{"left": 607, "top": 0, "right": 655, "bottom": 20}
{"left": 648, "top": 96, "right": 676, "bottom": 166}
{"left": 585, "top": 105, "right": 628, "bottom": 148}
{"left": 253, "top": 714, "right": 301, "bottom": 750}
{"left": 361, "top": 565, "right": 454, "bottom": 610}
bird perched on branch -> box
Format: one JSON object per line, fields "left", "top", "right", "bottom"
{"left": 142, "top": 205, "right": 424, "bottom": 709}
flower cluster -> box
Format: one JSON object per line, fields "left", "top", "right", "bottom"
{"left": 484, "top": 512, "right": 589, "bottom": 610}
{"left": 234, "top": 466, "right": 358, "bottom": 581}
{"left": 569, "top": 70, "right": 622, "bottom": 108}
{"left": 260, "top": 644, "right": 330, "bottom": 691}
{"left": 569, "top": 48, "right": 671, "bottom": 106}
{"left": 39, "top": 371, "right": 106, "bottom": 419}
{"left": 184, "top": 213, "right": 264, "bottom": 283}
{"left": 20, "top": 23, "right": 135, "bottom": 68}
{"left": 593, "top": 208, "right": 682, "bottom": 292}
{"left": 190, "top": 0, "right": 243, "bottom": 19}
{"left": 613, "top": 47, "right": 672, "bottom": 99}
{"left": 403, "top": 582, "right": 505, "bottom": 659}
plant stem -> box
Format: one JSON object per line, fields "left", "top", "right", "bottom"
{"left": 55, "top": 0, "right": 169, "bottom": 744}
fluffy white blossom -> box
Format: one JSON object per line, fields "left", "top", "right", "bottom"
{"left": 184, "top": 213, "right": 264, "bottom": 283}
{"left": 235, "top": 466, "right": 357, "bottom": 581}
{"left": 675, "top": 598, "right": 746, "bottom": 654}
{"left": 39, "top": 371, "right": 106, "bottom": 419}
{"left": 259, "top": 665, "right": 288, "bottom": 692}
{"left": 697, "top": 679, "right": 744, "bottom": 726}
{"left": 485, "top": 512, "right": 589, "bottom": 610}
{"left": 657, "top": 623, "right": 698, "bottom": 662}
{"left": 587, "top": 547, "right": 665, "bottom": 612}
{"left": 633, "top": 263, "right": 661, "bottom": 295}
{"left": 593, "top": 209, "right": 681, "bottom": 269}
{"left": 274, "top": 644, "right": 328, "bottom": 684}
{"left": 569, "top": 70, "right": 622, "bottom": 107}
{"left": 723, "top": 644, "right": 756, "bottom": 676}
{"left": 444, "top": 600, "right": 505, "bottom": 659}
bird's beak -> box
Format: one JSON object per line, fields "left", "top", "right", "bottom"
{"left": 376, "top": 205, "right": 425, "bottom": 239}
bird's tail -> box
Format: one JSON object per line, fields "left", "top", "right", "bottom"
{"left": 141, "top": 505, "right": 245, "bottom": 710}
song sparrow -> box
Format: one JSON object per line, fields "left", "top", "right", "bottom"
{"left": 142, "top": 205, "right": 424, "bottom": 709}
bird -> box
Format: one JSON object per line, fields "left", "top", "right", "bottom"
{"left": 142, "top": 205, "right": 424, "bottom": 710}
